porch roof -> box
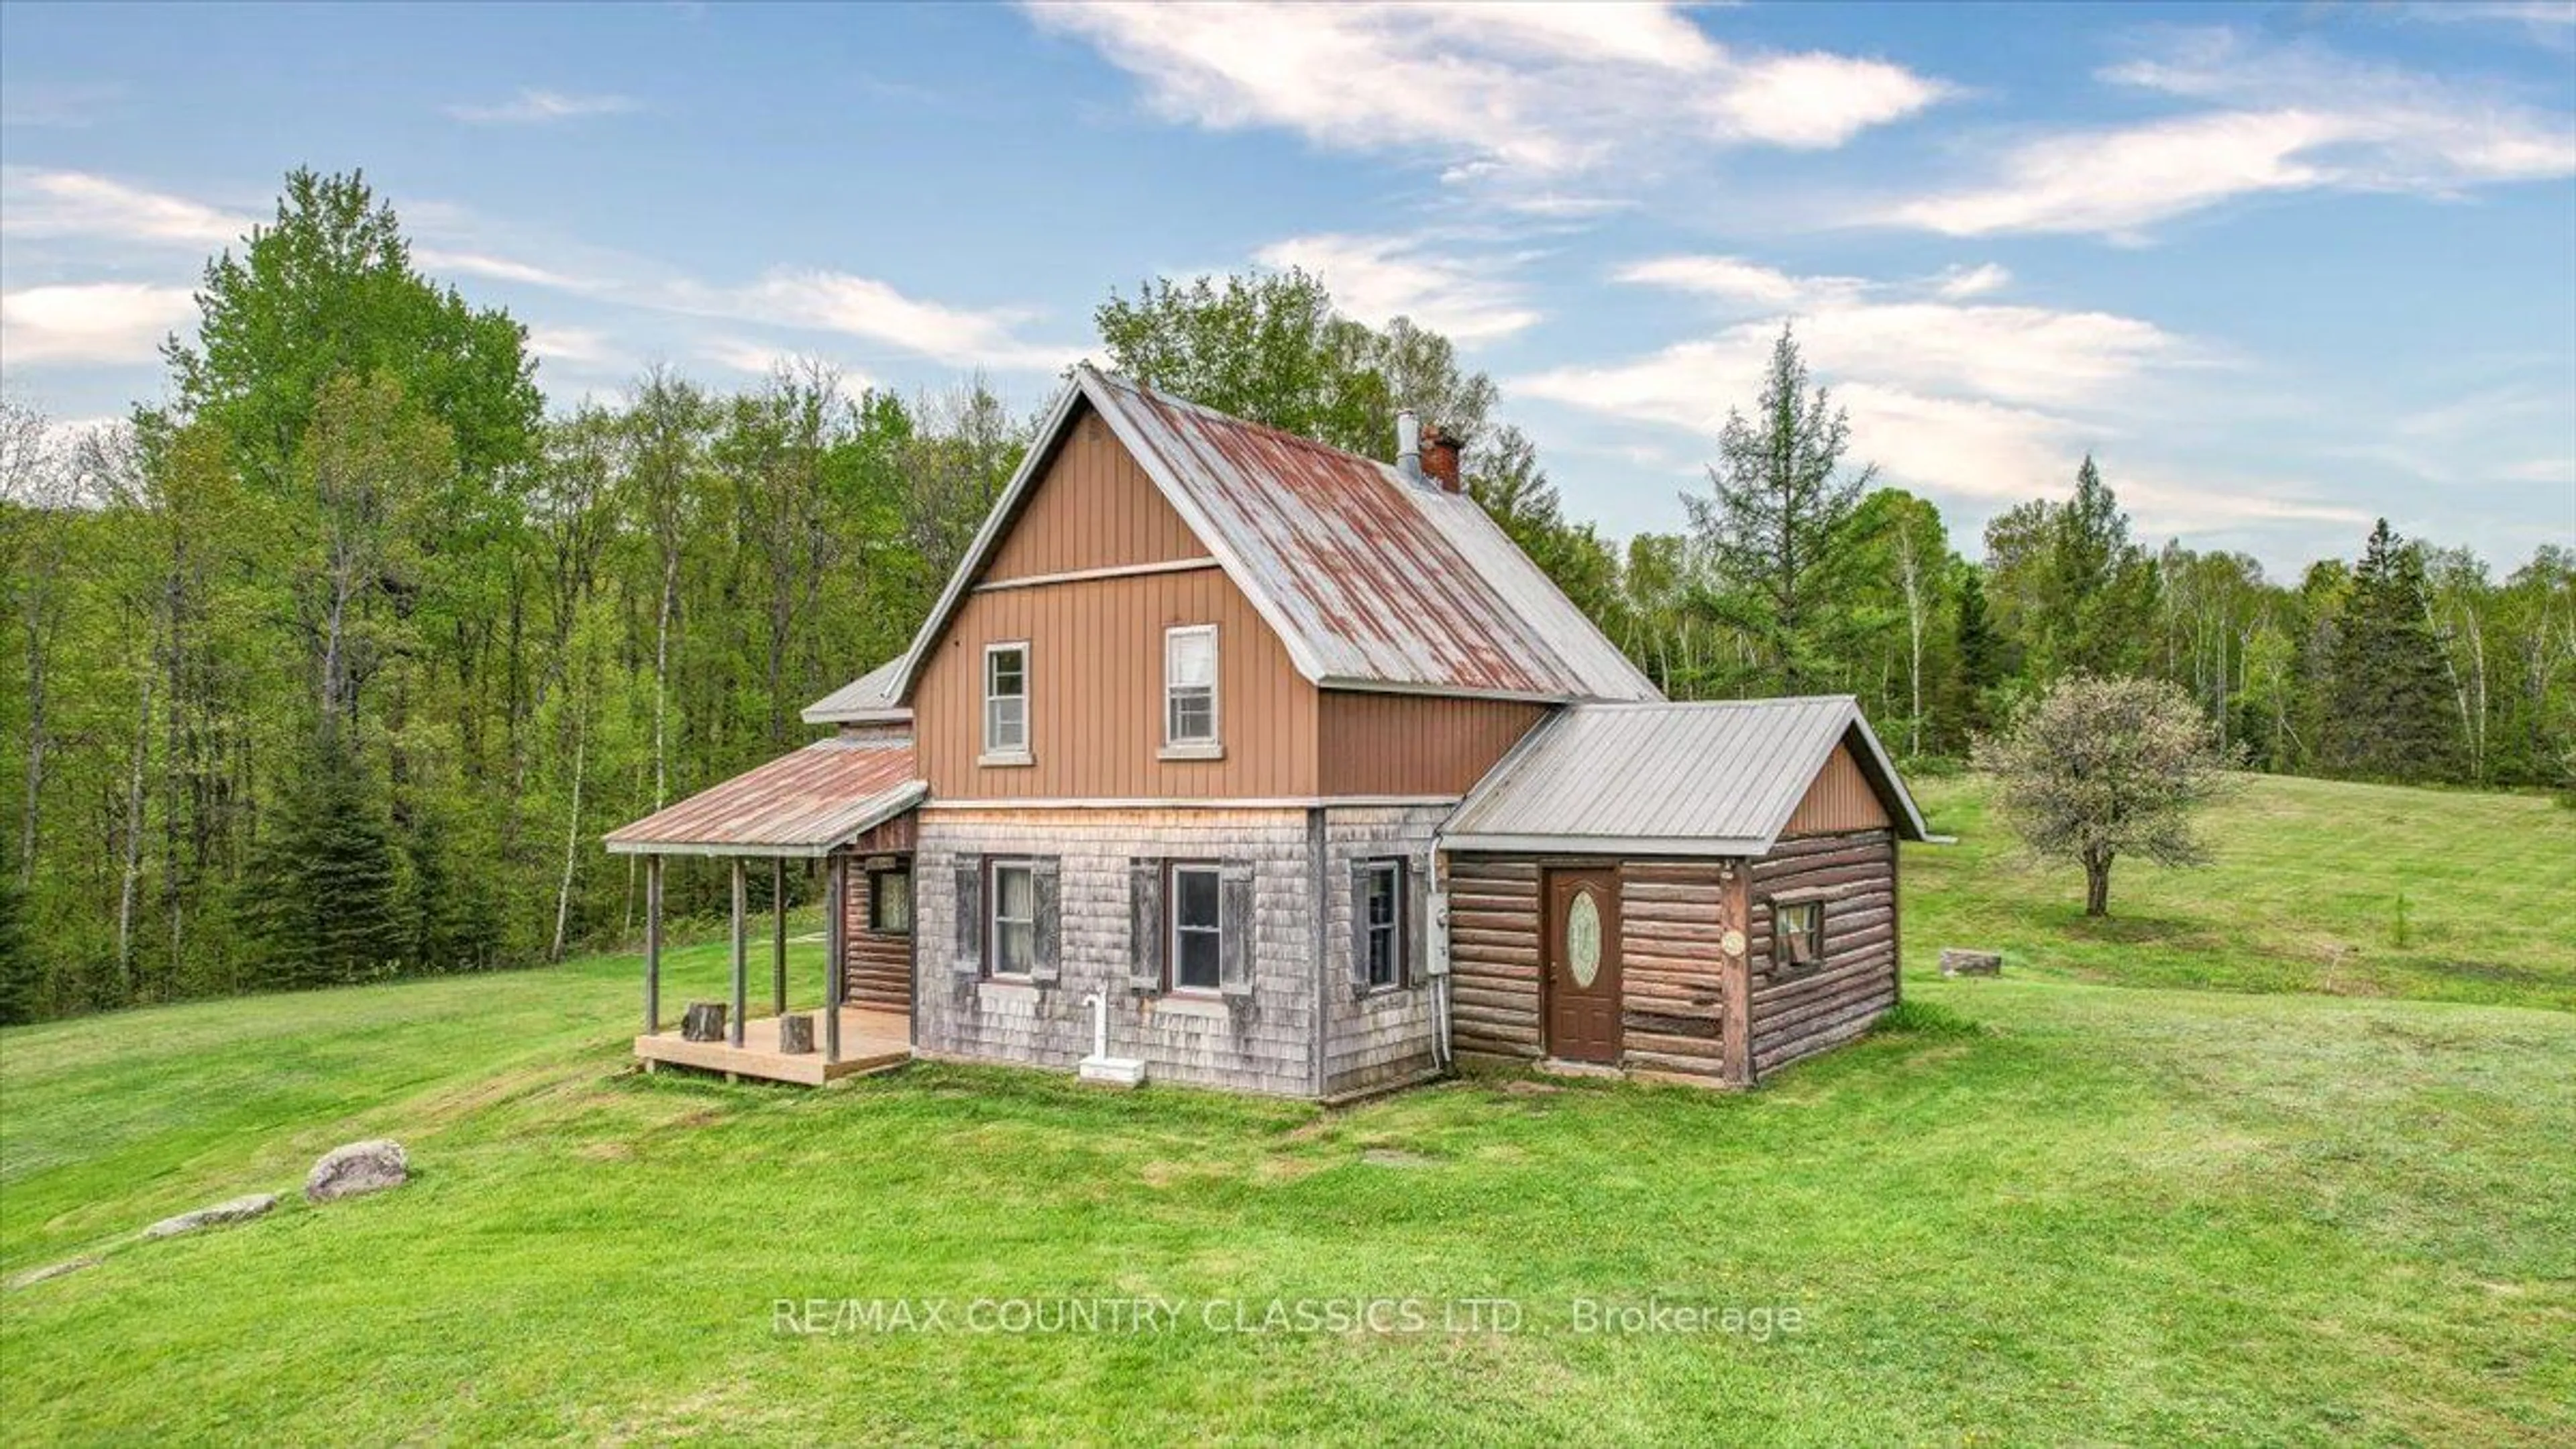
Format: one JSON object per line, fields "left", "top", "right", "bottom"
{"left": 603, "top": 737, "right": 923, "bottom": 858}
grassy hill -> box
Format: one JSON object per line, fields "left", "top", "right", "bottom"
{"left": 1909, "top": 772, "right": 2576, "bottom": 1012}
{"left": 3, "top": 775, "right": 2571, "bottom": 1444}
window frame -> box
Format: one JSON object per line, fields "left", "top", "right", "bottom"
{"left": 1774, "top": 898, "right": 1826, "bottom": 971}
{"left": 981, "top": 641, "right": 1031, "bottom": 765}
{"left": 1360, "top": 859, "right": 1404, "bottom": 990}
{"left": 987, "top": 857, "right": 1038, "bottom": 979}
{"left": 867, "top": 867, "right": 912, "bottom": 936}
{"left": 1166, "top": 860, "right": 1225, "bottom": 995}
{"left": 1161, "top": 623, "right": 1221, "bottom": 758}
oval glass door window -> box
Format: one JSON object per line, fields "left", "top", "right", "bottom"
{"left": 1566, "top": 890, "right": 1603, "bottom": 988}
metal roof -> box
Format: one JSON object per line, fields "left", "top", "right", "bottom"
{"left": 800, "top": 657, "right": 909, "bottom": 725}
{"left": 602, "top": 737, "right": 923, "bottom": 857}
{"left": 887, "top": 365, "right": 1660, "bottom": 706}
{"left": 1440, "top": 696, "right": 1930, "bottom": 857}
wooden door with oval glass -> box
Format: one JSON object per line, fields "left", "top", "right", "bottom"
{"left": 1544, "top": 867, "right": 1621, "bottom": 1064}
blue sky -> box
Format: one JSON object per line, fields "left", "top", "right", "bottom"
{"left": 3, "top": 1, "right": 2571, "bottom": 572}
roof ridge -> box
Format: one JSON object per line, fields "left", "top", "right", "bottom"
{"left": 1086, "top": 364, "right": 1405, "bottom": 479}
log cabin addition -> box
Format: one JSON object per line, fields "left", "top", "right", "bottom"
{"left": 603, "top": 366, "right": 1929, "bottom": 1093}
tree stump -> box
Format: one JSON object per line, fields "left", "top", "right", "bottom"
{"left": 682, "top": 1002, "right": 728, "bottom": 1041}
{"left": 777, "top": 1013, "right": 816, "bottom": 1055}
{"left": 1939, "top": 949, "right": 2003, "bottom": 977}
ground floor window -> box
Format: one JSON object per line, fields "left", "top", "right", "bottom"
{"left": 869, "top": 868, "right": 912, "bottom": 934}
{"left": 1775, "top": 898, "right": 1825, "bottom": 969}
{"left": 1170, "top": 863, "right": 1223, "bottom": 992}
{"left": 1361, "top": 860, "right": 1403, "bottom": 988}
{"left": 989, "top": 860, "right": 1036, "bottom": 977}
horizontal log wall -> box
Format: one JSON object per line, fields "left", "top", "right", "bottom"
{"left": 1445, "top": 854, "right": 1746, "bottom": 1083}
{"left": 1747, "top": 829, "right": 1897, "bottom": 1079}
{"left": 1613, "top": 861, "right": 1735, "bottom": 1082}
{"left": 840, "top": 882, "right": 914, "bottom": 1014}
{"left": 1446, "top": 856, "right": 1543, "bottom": 1062}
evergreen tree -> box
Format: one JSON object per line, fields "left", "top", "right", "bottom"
{"left": 241, "top": 727, "right": 399, "bottom": 987}
{"left": 0, "top": 871, "right": 35, "bottom": 1025}
{"left": 1951, "top": 568, "right": 2004, "bottom": 747}
{"left": 2323, "top": 519, "right": 2466, "bottom": 782}
{"left": 1684, "top": 325, "right": 1878, "bottom": 692}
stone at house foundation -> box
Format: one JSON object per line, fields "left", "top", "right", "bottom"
{"left": 1939, "top": 949, "right": 2004, "bottom": 977}
{"left": 142, "top": 1193, "right": 277, "bottom": 1240}
{"left": 306, "top": 1139, "right": 409, "bottom": 1203}
{"left": 777, "top": 1013, "right": 816, "bottom": 1055}
{"left": 682, "top": 1002, "right": 727, "bottom": 1041}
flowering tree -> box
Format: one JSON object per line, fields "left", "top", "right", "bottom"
{"left": 1975, "top": 674, "right": 2244, "bottom": 916}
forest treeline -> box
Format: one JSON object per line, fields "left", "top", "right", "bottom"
{"left": 3, "top": 170, "right": 2569, "bottom": 1022}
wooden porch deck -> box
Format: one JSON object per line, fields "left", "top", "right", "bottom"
{"left": 636, "top": 1006, "right": 912, "bottom": 1085}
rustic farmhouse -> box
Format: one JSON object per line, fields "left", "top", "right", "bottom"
{"left": 604, "top": 365, "right": 1928, "bottom": 1097}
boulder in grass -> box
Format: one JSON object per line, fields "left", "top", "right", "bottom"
{"left": 305, "top": 1139, "right": 409, "bottom": 1203}
{"left": 142, "top": 1193, "right": 277, "bottom": 1240}
{"left": 1939, "top": 949, "right": 2004, "bottom": 977}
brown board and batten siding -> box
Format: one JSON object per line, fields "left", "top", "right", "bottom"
{"left": 980, "top": 411, "right": 1208, "bottom": 582}
{"left": 914, "top": 567, "right": 1321, "bottom": 800}
{"left": 1746, "top": 829, "right": 1898, "bottom": 1077}
{"left": 1318, "top": 692, "right": 1550, "bottom": 798}
{"left": 1784, "top": 741, "right": 1894, "bottom": 836}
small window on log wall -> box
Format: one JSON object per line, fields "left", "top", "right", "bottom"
{"left": 1775, "top": 900, "right": 1825, "bottom": 970}
{"left": 869, "top": 869, "right": 912, "bottom": 935}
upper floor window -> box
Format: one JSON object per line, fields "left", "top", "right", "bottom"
{"left": 1163, "top": 624, "right": 1218, "bottom": 754}
{"left": 983, "top": 642, "right": 1029, "bottom": 761}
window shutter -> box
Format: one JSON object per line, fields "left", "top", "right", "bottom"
{"left": 1128, "top": 857, "right": 1163, "bottom": 993}
{"left": 1407, "top": 857, "right": 1430, "bottom": 989}
{"left": 1348, "top": 859, "right": 1373, "bottom": 992}
{"left": 1031, "top": 857, "right": 1062, "bottom": 984}
{"left": 1218, "top": 859, "right": 1256, "bottom": 998}
{"left": 952, "top": 857, "right": 982, "bottom": 977}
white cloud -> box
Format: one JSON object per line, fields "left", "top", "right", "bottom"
{"left": 1615, "top": 255, "right": 1869, "bottom": 310}
{"left": 1882, "top": 30, "right": 2576, "bottom": 238}
{"left": 0, "top": 168, "right": 252, "bottom": 248}
{"left": 525, "top": 325, "right": 623, "bottom": 370}
{"left": 446, "top": 89, "right": 641, "bottom": 125}
{"left": 1025, "top": 1, "right": 1947, "bottom": 196}
{"left": 415, "top": 248, "right": 588, "bottom": 291}
{"left": 1513, "top": 256, "right": 2291, "bottom": 536}
{"left": 677, "top": 270, "right": 1071, "bottom": 371}
{"left": 1, "top": 282, "right": 196, "bottom": 365}
{"left": 1933, "top": 263, "right": 2011, "bottom": 300}
{"left": 1252, "top": 233, "right": 1540, "bottom": 341}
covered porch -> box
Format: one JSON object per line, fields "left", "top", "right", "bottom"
{"left": 604, "top": 735, "right": 924, "bottom": 1085}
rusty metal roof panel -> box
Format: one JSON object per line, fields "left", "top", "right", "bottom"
{"left": 1441, "top": 697, "right": 1927, "bottom": 855}
{"left": 885, "top": 366, "right": 1658, "bottom": 706}
{"left": 1089, "top": 370, "right": 1658, "bottom": 702}
{"left": 801, "top": 657, "right": 909, "bottom": 724}
{"left": 603, "top": 737, "right": 922, "bottom": 857}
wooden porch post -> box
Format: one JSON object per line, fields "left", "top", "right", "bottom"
{"left": 729, "top": 859, "right": 748, "bottom": 1048}
{"left": 643, "top": 856, "right": 663, "bottom": 1035}
{"left": 771, "top": 857, "right": 789, "bottom": 1015}
{"left": 824, "top": 854, "right": 845, "bottom": 1064}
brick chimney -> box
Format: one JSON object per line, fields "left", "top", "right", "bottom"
{"left": 1420, "top": 425, "right": 1462, "bottom": 492}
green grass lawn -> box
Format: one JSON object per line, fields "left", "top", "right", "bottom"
{"left": 3, "top": 777, "right": 2571, "bottom": 1445}
{"left": 1909, "top": 773, "right": 2576, "bottom": 1012}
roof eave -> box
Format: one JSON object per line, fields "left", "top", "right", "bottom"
{"left": 1437, "top": 832, "right": 1769, "bottom": 859}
